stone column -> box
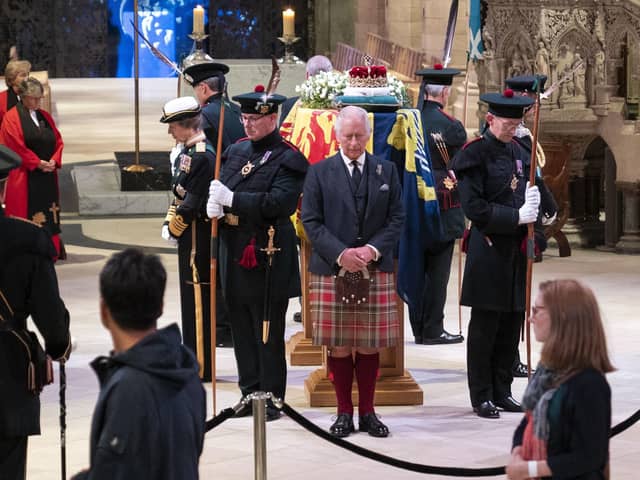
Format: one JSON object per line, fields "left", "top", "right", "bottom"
{"left": 564, "top": 175, "right": 586, "bottom": 247}
{"left": 616, "top": 182, "right": 640, "bottom": 254}
{"left": 602, "top": 147, "right": 618, "bottom": 249}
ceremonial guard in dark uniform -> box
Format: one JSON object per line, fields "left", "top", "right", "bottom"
{"left": 207, "top": 86, "right": 308, "bottom": 421}
{"left": 160, "top": 97, "right": 216, "bottom": 381}
{"left": 451, "top": 90, "right": 542, "bottom": 419}
{"left": 505, "top": 74, "right": 559, "bottom": 379}
{"left": 183, "top": 62, "right": 245, "bottom": 347}
{"left": 183, "top": 62, "right": 244, "bottom": 150}
{"left": 0, "top": 145, "right": 71, "bottom": 479}
{"left": 411, "top": 65, "right": 466, "bottom": 345}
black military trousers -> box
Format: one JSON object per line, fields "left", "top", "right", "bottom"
{"left": 0, "top": 436, "right": 27, "bottom": 480}
{"left": 466, "top": 308, "right": 522, "bottom": 407}
{"left": 409, "top": 240, "right": 455, "bottom": 340}
{"left": 227, "top": 298, "right": 288, "bottom": 402}
{"left": 178, "top": 220, "right": 212, "bottom": 381}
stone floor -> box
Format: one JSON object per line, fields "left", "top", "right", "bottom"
{"left": 22, "top": 79, "right": 640, "bottom": 479}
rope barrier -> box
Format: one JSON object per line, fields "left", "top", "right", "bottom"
{"left": 204, "top": 402, "right": 640, "bottom": 477}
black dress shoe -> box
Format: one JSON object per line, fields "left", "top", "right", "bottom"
{"left": 293, "top": 312, "right": 302, "bottom": 323}
{"left": 512, "top": 362, "right": 533, "bottom": 378}
{"left": 329, "top": 413, "right": 355, "bottom": 438}
{"left": 266, "top": 406, "right": 282, "bottom": 422}
{"left": 473, "top": 401, "right": 500, "bottom": 418}
{"left": 234, "top": 402, "right": 253, "bottom": 418}
{"left": 422, "top": 331, "right": 464, "bottom": 345}
{"left": 414, "top": 336, "right": 423, "bottom": 345}
{"left": 216, "top": 336, "right": 234, "bottom": 348}
{"left": 494, "top": 396, "right": 523, "bottom": 412}
{"left": 358, "top": 412, "right": 389, "bottom": 437}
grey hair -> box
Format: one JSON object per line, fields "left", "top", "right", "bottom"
{"left": 335, "top": 105, "right": 371, "bottom": 136}
{"left": 306, "top": 55, "right": 333, "bottom": 76}
{"left": 18, "top": 77, "right": 43, "bottom": 97}
{"left": 426, "top": 84, "right": 448, "bottom": 97}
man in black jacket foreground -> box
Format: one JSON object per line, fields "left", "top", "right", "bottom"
{"left": 72, "top": 249, "right": 206, "bottom": 479}
{"left": 0, "top": 145, "right": 71, "bottom": 480}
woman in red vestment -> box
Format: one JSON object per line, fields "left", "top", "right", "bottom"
{"left": 0, "top": 77, "right": 64, "bottom": 259}
{"left": 0, "top": 60, "right": 30, "bottom": 126}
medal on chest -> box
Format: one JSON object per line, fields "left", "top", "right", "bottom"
{"left": 241, "top": 160, "right": 254, "bottom": 176}
{"left": 511, "top": 159, "right": 523, "bottom": 191}
{"left": 179, "top": 154, "right": 191, "bottom": 173}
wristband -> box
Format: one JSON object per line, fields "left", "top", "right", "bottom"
{"left": 528, "top": 460, "right": 538, "bottom": 478}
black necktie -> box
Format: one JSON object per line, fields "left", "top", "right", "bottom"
{"left": 351, "top": 160, "right": 362, "bottom": 187}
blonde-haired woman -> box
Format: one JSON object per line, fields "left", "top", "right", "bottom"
{"left": 0, "top": 77, "right": 64, "bottom": 259}
{"left": 0, "top": 59, "right": 31, "bottom": 126}
{"left": 506, "top": 279, "right": 614, "bottom": 479}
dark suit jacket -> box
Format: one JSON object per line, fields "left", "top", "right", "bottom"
{"left": 301, "top": 152, "right": 405, "bottom": 275}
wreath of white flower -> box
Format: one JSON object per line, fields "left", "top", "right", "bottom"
{"left": 295, "top": 70, "right": 410, "bottom": 109}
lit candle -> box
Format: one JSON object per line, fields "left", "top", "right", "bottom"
{"left": 283, "top": 8, "right": 295, "bottom": 38}
{"left": 193, "top": 5, "right": 205, "bottom": 34}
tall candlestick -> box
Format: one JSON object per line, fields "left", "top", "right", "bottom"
{"left": 193, "top": 5, "right": 205, "bottom": 34}
{"left": 282, "top": 8, "right": 295, "bottom": 38}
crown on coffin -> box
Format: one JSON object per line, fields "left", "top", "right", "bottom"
{"left": 348, "top": 55, "right": 388, "bottom": 88}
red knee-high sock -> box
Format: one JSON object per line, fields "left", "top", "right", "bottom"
{"left": 355, "top": 352, "right": 379, "bottom": 416}
{"left": 328, "top": 355, "right": 354, "bottom": 415}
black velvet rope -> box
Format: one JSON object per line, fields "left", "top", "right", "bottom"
{"left": 204, "top": 404, "right": 640, "bottom": 477}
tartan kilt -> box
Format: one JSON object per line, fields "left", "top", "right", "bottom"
{"left": 309, "top": 270, "right": 400, "bottom": 348}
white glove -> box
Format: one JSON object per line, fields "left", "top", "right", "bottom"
{"left": 518, "top": 182, "right": 541, "bottom": 225}
{"left": 209, "top": 179, "right": 234, "bottom": 207}
{"left": 207, "top": 199, "right": 224, "bottom": 219}
{"left": 161, "top": 224, "right": 178, "bottom": 247}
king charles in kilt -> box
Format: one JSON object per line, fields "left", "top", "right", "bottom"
{"left": 160, "top": 97, "right": 216, "bottom": 381}
{"left": 301, "top": 106, "right": 405, "bottom": 438}
{"left": 207, "top": 85, "right": 308, "bottom": 421}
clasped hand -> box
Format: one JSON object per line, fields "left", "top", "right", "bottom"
{"left": 39, "top": 159, "right": 56, "bottom": 172}
{"left": 340, "top": 246, "right": 375, "bottom": 273}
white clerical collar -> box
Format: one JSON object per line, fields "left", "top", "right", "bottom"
{"left": 339, "top": 148, "right": 365, "bottom": 170}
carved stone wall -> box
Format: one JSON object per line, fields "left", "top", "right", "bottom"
{"left": 476, "top": 1, "right": 640, "bottom": 251}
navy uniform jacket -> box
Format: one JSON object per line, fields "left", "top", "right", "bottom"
{"left": 301, "top": 152, "right": 405, "bottom": 275}
{"left": 422, "top": 100, "right": 467, "bottom": 243}
{"left": 0, "top": 209, "right": 70, "bottom": 437}
{"left": 218, "top": 129, "right": 308, "bottom": 303}
{"left": 201, "top": 93, "right": 244, "bottom": 151}
{"left": 451, "top": 130, "right": 535, "bottom": 312}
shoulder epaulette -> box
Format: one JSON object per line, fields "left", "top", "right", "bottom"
{"left": 437, "top": 108, "right": 458, "bottom": 122}
{"left": 282, "top": 138, "right": 302, "bottom": 152}
{"left": 461, "top": 137, "right": 483, "bottom": 150}
{"left": 195, "top": 141, "right": 206, "bottom": 153}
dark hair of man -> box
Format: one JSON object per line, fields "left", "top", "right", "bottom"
{"left": 99, "top": 248, "right": 166, "bottom": 331}
{"left": 175, "top": 114, "right": 202, "bottom": 131}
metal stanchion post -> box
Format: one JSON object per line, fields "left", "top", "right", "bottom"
{"left": 252, "top": 392, "right": 269, "bottom": 480}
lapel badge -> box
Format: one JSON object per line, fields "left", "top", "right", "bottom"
{"left": 241, "top": 160, "right": 254, "bottom": 176}
{"left": 179, "top": 154, "right": 191, "bottom": 173}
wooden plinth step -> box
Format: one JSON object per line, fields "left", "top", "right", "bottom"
{"left": 304, "top": 368, "right": 423, "bottom": 407}
{"left": 286, "top": 333, "right": 322, "bottom": 366}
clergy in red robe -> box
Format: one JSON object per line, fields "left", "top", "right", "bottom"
{"left": 0, "top": 77, "right": 64, "bottom": 259}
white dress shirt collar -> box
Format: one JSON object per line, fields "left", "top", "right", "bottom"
{"left": 339, "top": 148, "right": 366, "bottom": 172}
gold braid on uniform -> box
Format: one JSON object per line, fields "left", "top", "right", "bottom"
{"left": 164, "top": 204, "right": 177, "bottom": 224}
{"left": 169, "top": 214, "right": 188, "bottom": 237}
{"left": 536, "top": 140, "right": 546, "bottom": 168}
